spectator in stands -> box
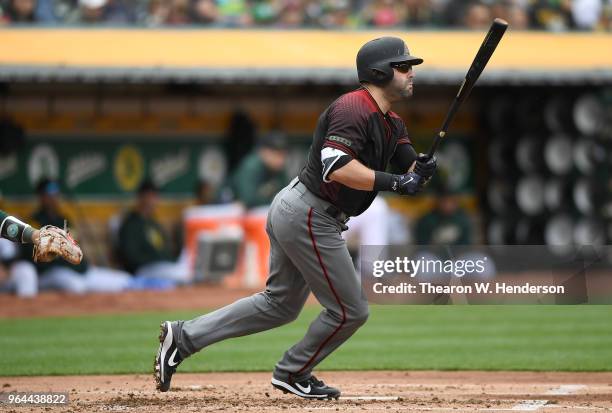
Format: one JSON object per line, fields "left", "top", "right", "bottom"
{"left": 415, "top": 185, "right": 472, "bottom": 246}
{"left": 27, "top": 179, "right": 132, "bottom": 294}
{"left": 302, "top": 0, "right": 324, "bottom": 26}
{"left": 463, "top": 1, "right": 491, "bottom": 29}
{"left": 146, "top": 0, "right": 178, "bottom": 25}
{"left": 605, "top": 1, "right": 612, "bottom": 30}
{"left": 217, "top": 0, "right": 252, "bottom": 26}
{"left": 276, "top": 0, "right": 305, "bottom": 27}
{"left": 1, "top": 0, "right": 609, "bottom": 30}
{"left": 362, "top": 0, "right": 405, "bottom": 27}
{"left": 319, "top": 0, "right": 352, "bottom": 28}
{"left": 117, "top": 180, "right": 191, "bottom": 284}
{"left": 223, "top": 131, "right": 289, "bottom": 209}
{"left": 195, "top": 179, "right": 217, "bottom": 206}
{"left": 249, "top": 0, "right": 277, "bottom": 25}
{"left": 32, "top": 0, "right": 59, "bottom": 23}
{"left": 65, "top": 0, "right": 135, "bottom": 24}
{"left": 571, "top": 0, "right": 603, "bottom": 30}
{"left": 528, "top": 0, "right": 572, "bottom": 31}
{"left": 191, "top": 0, "right": 219, "bottom": 24}
{"left": 223, "top": 110, "right": 257, "bottom": 172}
{"left": 148, "top": 0, "right": 193, "bottom": 25}
{"left": 403, "top": 0, "right": 436, "bottom": 27}
{"left": 503, "top": 1, "right": 529, "bottom": 30}
{"left": 1, "top": 0, "right": 37, "bottom": 23}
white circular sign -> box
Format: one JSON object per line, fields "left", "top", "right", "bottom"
{"left": 28, "top": 144, "right": 60, "bottom": 186}
{"left": 198, "top": 147, "right": 227, "bottom": 187}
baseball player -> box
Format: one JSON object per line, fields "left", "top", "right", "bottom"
{"left": 0, "top": 209, "right": 83, "bottom": 264}
{"left": 155, "top": 37, "right": 437, "bottom": 399}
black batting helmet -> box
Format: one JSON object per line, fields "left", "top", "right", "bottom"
{"left": 356, "top": 37, "right": 423, "bottom": 85}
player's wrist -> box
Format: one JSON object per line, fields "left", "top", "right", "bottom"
{"left": 28, "top": 228, "right": 39, "bottom": 244}
{"left": 373, "top": 171, "right": 400, "bottom": 192}
{"left": 375, "top": 171, "right": 424, "bottom": 195}
{"left": 1, "top": 215, "right": 35, "bottom": 244}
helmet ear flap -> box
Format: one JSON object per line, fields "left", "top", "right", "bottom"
{"left": 371, "top": 68, "right": 391, "bottom": 85}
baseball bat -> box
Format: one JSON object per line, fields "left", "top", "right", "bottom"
{"left": 426, "top": 18, "right": 508, "bottom": 158}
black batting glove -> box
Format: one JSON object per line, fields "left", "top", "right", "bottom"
{"left": 414, "top": 154, "right": 437, "bottom": 180}
{"left": 393, "top": 172, "right": 423, "bottom": 195}
{"left": 374, "top": 171, "right": 423, "bottom": 196}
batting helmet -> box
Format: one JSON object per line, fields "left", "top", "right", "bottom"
{"left": 356, "top": 37, "right": 423, "bottom": 85}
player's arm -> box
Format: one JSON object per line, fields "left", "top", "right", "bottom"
{"left": 327, "top": 157, "right": 422, "bottom": 195}
{"left": 390, "top": 143, "right": 419, "bottom": 174}
{"left": 0, "top": 209, "right": 81, "bottom": 264}
{"left": 328, "top": 159, "right": 375, "bottom": 190}
{"left": 0, "top": 210, "right": 38, "bottom": 244}
{"left": 326, "top": 148, "right": 436, "bottom": 195}
{"left": 389, "top": 122, "right": 437, "bottom": 175}
{"left": 322, "top": 97, "right": 435, "bottom": 195}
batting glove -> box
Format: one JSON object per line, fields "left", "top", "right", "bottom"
{"left": 414, "top": 154, "right": 437, "bottom": 180}
{"left": 392, "top": 172, "right": 424, "bottom": 195}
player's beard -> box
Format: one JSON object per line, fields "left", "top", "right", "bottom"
{"left": 385, "top": 76, "right": 413, "bottom": 102}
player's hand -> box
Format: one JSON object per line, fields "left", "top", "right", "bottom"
{"left": 392, "top": 172, "right": 423, "bottom": 196}
{"left": 414, "top": 154, "right": 437, "bottom": 180}
{"left": 33, "top": 225, "right": 83, "bottom": 265}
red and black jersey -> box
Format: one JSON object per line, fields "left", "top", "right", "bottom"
{"left": 299, "top": 87, "right": 416, "bottom": 217}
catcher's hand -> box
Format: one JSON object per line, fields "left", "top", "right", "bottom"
{"left": 33, "top": 225, "right": 83, "bottom": 265}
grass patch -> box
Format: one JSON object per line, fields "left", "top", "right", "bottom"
{"left": 1, "top": 305, "right": 611, "bottom": 376}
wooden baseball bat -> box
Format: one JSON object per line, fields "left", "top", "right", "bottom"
{"left": 427, "top": 18, "right": 508, "bottom": 158}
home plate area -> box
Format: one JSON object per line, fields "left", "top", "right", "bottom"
{"left": 5, "top": 371, "right": 612, "bottom": 413}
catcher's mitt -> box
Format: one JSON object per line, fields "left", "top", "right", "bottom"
{"left": 33, "top": 225, "right": 83, "bottom": 265}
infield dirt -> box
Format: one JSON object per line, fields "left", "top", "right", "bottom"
{"left": 4, "top": 371, "right": 612, "bottom": 413}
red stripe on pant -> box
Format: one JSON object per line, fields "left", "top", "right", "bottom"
{"left": 292, "top": 207, "right": 347, "bottom": 381}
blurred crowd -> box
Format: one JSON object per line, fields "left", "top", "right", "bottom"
{"left": 0, "top": 0, "right": 610, "bottom": 31}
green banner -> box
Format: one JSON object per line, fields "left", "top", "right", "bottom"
{"left": 0, "top": 138, "right": 228, "bottom": 197}
{"left": 0, "top": 136, "right": 473, "bottom": 197}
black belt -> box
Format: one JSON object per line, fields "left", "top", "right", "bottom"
{"left": 324, "top": 204, "right": 349, "bottom": 223}
{"left": 291, "top": 179, "right": 350, "bottom": 224}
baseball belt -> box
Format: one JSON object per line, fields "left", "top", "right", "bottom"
{"left": 291, "top": 178, "right": 350, "bottom": 224}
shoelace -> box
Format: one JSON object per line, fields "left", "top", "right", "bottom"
{"left": 305, "top": 376, "right": 326, "bottom": 388}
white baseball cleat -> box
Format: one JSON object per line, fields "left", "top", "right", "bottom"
{"left": 154, "top": 321, "right": 183, "bottom": 392}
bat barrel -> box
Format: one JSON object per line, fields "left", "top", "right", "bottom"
{"left": 425, "top": 18, "right": 508, "bottom": 159}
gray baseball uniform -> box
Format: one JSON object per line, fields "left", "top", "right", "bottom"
{"left": 171, "top": 87, "right": 418, "bottom": 383}
{"left": 174, "top": 178, "right": 367, "bottom": 382}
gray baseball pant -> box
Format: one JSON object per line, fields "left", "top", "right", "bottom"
{"left": 173, "top": 177, "right": 369, "bottom": 383}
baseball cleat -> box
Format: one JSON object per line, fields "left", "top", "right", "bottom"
{"left": 271, "top": 376, "right": 340, "bottom": 400}
{"left": 154, "top": 321, "right": 182, "bottom": 392}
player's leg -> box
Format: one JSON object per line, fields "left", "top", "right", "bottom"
{"left": 155, "top": 186, "right": 310, "bottom": 391}
{"left": 38, "top": 267, "right": 87, "bottom": 294}
{"left": 10, "top": 261, "right": 38, "bottom": 297}
{"left": 84, "top": 266, "right": 132, "bottom": 293}
{"left": 174, "top": 231, "right": 310, "bottom": 356}
{"left": 134, "top": 260, "right": 191, "bottom": 284}
{"left": 271, "top": 204, "right": 369, "bottom": 398}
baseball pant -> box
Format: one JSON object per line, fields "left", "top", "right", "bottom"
{"left": 1, "top": 261, "right": 38, "bottom": 297}
{"left": 39, "top": 266, "right": 132, "bottom": 294}
{"left": 174, "top": 177, "right": 369, "bottom": 383}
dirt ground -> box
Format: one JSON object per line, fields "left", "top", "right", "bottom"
{"left": 0, "top": 284, "right": 264, "bottom": 318}
{"left": 2, "top": 371, "right": 612, "bottom": 413}
{"left": 3, "top": 287, "right": 612, "bottom": 412}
